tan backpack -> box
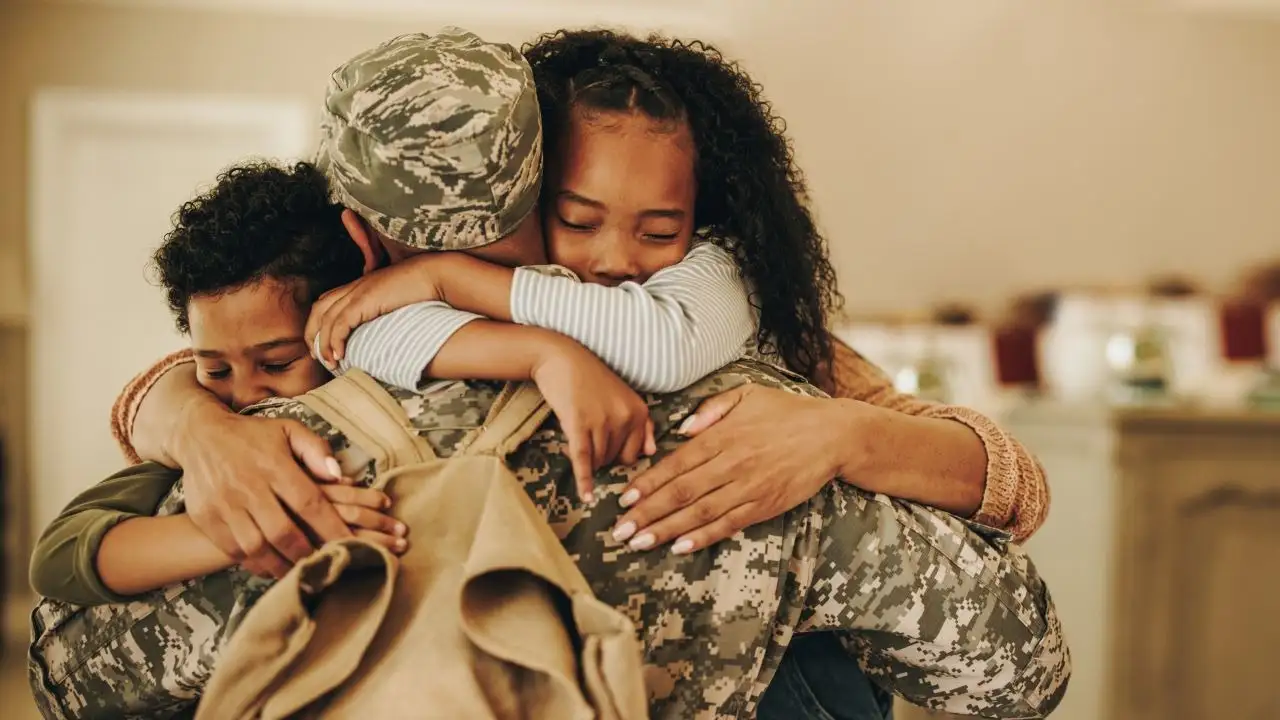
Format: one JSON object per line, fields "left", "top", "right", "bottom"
{"left": 197, "top": 371, "right": 649, "bottom": 720}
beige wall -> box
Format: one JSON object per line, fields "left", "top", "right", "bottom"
{"left": 748, "top": 1, "right": 1280, "bottom": 315}
{"left": 0, "top": 2, "right": 567, "bottom": 322}
{"left": 3, "top": 1, "right": 1280, "bottom": 319}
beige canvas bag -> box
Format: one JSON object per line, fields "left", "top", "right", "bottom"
{"left": 197, "top": 371, "right": 648, "bottom": 720}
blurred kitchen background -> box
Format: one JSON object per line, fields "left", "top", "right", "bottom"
{"left": 2, "top": 1, "right": 1279, "bottom": 718}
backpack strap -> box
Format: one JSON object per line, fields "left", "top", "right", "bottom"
{"left": 297, "top": 370, "right": 436, "bottom": 475}
{"left": 460, "top": 382, "right": 552, "bottom": 458}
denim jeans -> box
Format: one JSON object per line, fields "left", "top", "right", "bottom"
{"left": 756, "top": 633, "right": 894, "bottom": 720}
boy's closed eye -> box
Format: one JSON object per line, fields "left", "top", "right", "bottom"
{"left": 202, "top": 367, "right": 230, "bottom": 380}
{"left": 197, "top": 354, "right": 304, "bottom": 378}
{"left": 261, "top": 357, "right": 302, "bottom": 374}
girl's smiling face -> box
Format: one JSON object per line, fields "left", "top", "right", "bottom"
{"left": 544, "top": 108, "right": 697, "bottom": 286}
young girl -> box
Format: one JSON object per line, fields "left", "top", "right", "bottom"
{"left": 29, "top": 162, "right": 410, "bottom": 604}
{"left": 307, "top": 34, "right": 844, "bottom": 505}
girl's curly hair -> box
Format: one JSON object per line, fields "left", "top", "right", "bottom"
{"left": 523, "top": 29, "right": 843, "bottom": 390}
{"left": 152, "top": 161, "right": 363, "bottom": 334}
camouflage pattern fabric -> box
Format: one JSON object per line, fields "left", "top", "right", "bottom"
{"left": 27, "top": 487, "right": 271, "bottom": 720}
{"left": 315, "top": 28, "right": 543, "bottom": 251}
{"left": 28, "top": 361, "right": 1070, "bottom": 719}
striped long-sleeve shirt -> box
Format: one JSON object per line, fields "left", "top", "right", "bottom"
{"left": 338, "top": 242, "right": 758, "bottom": 393}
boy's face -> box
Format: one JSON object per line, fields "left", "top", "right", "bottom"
{"left": 188, "top": 276, "right": 331, "bottom": 411}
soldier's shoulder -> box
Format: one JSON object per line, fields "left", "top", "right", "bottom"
{"left": 243, "top": 394, "right": 353, "bottom": 456}
{"left": 644, "top": 359, "right": 823, "bottom": 436}
{"left": 241, "top": 395, "right": 298, "bottom": 414}
{"left": 384, "top": 378, "right": 503, "bottom": 439}
{"left": 679, "top": 359, "right": 821, "bottom": 402}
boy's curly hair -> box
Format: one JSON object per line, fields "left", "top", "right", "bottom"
{"left": 152, "top": 161, "right": 363, "bottom": 334}
{"left": 523, "top": 30, "right": 844, "bottom": 390}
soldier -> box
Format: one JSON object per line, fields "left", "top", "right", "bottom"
{"left": 30, "top": 28, "right": 1069, "bottom": 720}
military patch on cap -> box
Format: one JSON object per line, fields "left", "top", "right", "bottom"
{"left": 316, "top": 27, "right": 542, "bottom": 251}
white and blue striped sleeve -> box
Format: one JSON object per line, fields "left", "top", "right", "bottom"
{"left": 337, "top": 302, "right": 482, "bottom": 391}
{"left": 510, "top": 242, "right": 756, "bottom": 393}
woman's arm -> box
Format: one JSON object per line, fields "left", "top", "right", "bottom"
{"left": 612, "top": 349, "right": 1051, "bottom": 554}
{"left": 110, "top": 349, "right": 196, "bottom": 464}
{"left": 830, "top": 340, "right": 1049, "bottom": 540}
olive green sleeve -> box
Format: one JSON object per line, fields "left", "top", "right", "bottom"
{"left": 29, "top": 462, "right": 182, "bottom": 606}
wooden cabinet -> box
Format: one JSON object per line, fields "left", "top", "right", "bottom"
{"left": 899, "top": 403, "right": 1280, "bottom": 720}
{"left": 1109, "top": 408, "right": 1280, "bottom": 720}
{"left": 992, "top": 402, "right": 1280, "bottom": 720}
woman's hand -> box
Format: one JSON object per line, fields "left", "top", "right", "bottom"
{"left": 170, "top": 406, "right": 355, "bottom": 579}
{"left": 611, "top": 383, "right": 874, "bottom": 554}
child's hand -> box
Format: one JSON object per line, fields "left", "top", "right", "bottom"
{"left": 318, "top": 484, "right": 409, "bottom": 555}
{"left": 530, "top": 340, "right": 657, "bottom": 504}
{"left": 306, "top": 255, "right": 447, "bottom": 367}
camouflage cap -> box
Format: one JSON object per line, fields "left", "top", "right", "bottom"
{"left": 316, "top": 28, "right": 543, "bottom": 251}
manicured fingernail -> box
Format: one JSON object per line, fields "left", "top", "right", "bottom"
{"left": 581, "top": 489, "right": 595, "bottom": 505}
{"left": 381, "top": 495, "right": 391, "bottom": 509}
{"left": 619, "top": 489, "right": 640, "bottom": 508}
{"left": 394, "top": 522, "right": 407, "bottom": 537}
{"left": 395, "top": 538, "right": 407, "bottom": 551}
{"left": 612, "top": 521, "right": 637, "bottom": 543}
{"left": 629, "top": 533, "right": 655, "bottom": 551}
{"left": 677, "top": 414, "right": 698, "bottom": 435}
{"left": 324, "top": 457, "right": 342, "bottom": 480}
{"left": 671, "top": 538, "right": 695, "bottom": 555}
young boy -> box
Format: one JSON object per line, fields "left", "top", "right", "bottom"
{"left": 28, "top": 161, "right": 407, "bottom": 605}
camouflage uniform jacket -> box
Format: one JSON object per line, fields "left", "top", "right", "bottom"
{"left": 29, "top": 361, "right": 1070, "bottom": 719}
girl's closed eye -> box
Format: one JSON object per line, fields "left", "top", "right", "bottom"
{"left": 203, "top": 367, "right": 230, "bottom": 380}
{"left": 642, "top": 231, "right": 680, "bottom": 242}
{"left": 556, "top": 214, "right": 597, "bottom": 232}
